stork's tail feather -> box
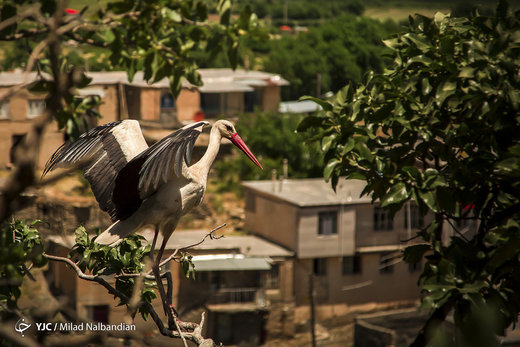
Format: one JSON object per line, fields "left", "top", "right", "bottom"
{"left": 94, "top": 220, "right": 134, "bottom": 246}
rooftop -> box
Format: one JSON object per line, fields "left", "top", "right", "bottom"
{"left": 242, "top": 178, "right": 372, "bottom": 207}
{"left": 47, "top": 229, "right": 293, "bottom": 258}
{"left": 0, "top": 69, "right": 289, "bottom": 92}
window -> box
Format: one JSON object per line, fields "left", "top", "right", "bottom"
{"left": 374, "top": 207, "right": 393, "bottom": 231}
{"left": 0, "top": 101, "right": 9, "bottom": 119}
{"left": 342, "top": 254, "right": 361, "bottom": 275}
{"left": 313, "top": 258, "right": 327, "bottom": 276}
{"left": 86, "top": 305, "right": 109, "bottom": 324}
{"left": 244, "top": 89, "right": 262, "bottom": 112}
{"left": 27, "top": 99, "right": 45, "bottom": 118}
{"left": 200, "top": 93, "right": 220, "bottom": 117}
{"left": 318, "top": 211, "right": 337, "bottom": 235}
{"left": 379, "top": 253, "right": 394, "bottom": 274}
{"left": 160, "top": 91, "right": 175, "bottom": 110}
{"left": 404, "top": 204, "right": 424, "bottom": 229}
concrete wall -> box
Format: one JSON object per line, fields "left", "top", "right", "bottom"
{"left": 262, "top": 86, "right": 281, "bottom": 112}
{"left": 293, "top": 254, "right": 421, "bottom": 306}
{"left": 0, "top": 88, "right": 65, "bottom": 168}
{"left": 356, "top": 203, "right": 434, "bottom": 247}
{"left": 94, "top": 84, "right": 120, "bottom": 123}
{"left": 297, "top": 205, "right": 356, "bottom": 258}
{"left": 176, "top": 88, "right": 200, "bottom": 123}
{"left": 139, "top": 87, "right": 160, "bottom": 121}
{"left": 244, "top": 192, "right": 298, "bottom": 251}
{"left": 341, "top": 252, "right": 421, "bottom": 304}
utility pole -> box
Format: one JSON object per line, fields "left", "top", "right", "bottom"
{"left": 309, "top": 273, "right": 317, "bottom": 347}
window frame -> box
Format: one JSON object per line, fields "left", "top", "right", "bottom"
{"left": 318, "top": 211, "right": 338, "bottom": 235}
{"left": 374, "top": 206, "right": 394, "bottom": 231}
{"left": 160, "top": 91, "right": 176, "bottom": 110}
{"left": 313, "top": 258, "right": 327, "bottom": 276}
{"left": 404, "top": 204, "right": 424, "bottom": 229}
{"left": 0, "top": 101, "right": 9, "bottom": 119}
{"left": 342, "top": 254, "right": 361, "bottom": 275}
{"left": 27, "top": 99, "right": 45, "bottom": 119}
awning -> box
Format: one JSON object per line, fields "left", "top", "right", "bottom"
{"left": 198, "top": 83, "right": 254, "bottom": 93}
{"left": 192, "top": 255, "right": 271, "bottom": 271}
{"left": 279, "top": 100, "right": 322, "bottom": 113}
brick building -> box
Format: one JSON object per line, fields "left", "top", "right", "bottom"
{"left": 0, "top": 69, "right": 288, "bottom": 168}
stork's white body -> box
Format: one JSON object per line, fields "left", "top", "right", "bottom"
{"left": 95, "top": 122, "right": 222, "bottom": 245}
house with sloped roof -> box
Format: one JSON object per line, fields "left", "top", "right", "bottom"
{"left": 242, "top": 178, "right": 442, "bottom": 308}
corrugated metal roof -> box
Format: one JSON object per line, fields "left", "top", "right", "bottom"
{"left": 198, "top": 83, "right": 254, "bottom": 93}
{"left": 279, "top": 100, "right": 322, "bottom": 113}
{"left": 192, "top": 255, "right": 271, "bottom": 271}
{"left": 242, "top": 178, "right": 372, "bottom": 207}
{"left": 48, "top": 230, "right": 293, "bottom": 258}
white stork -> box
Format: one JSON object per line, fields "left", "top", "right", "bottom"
{"left": 42, "top": 119, "right": 262, "bottom": 323}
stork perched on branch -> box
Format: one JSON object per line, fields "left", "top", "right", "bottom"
{"left": 42, "top": 119, "right": 262, "bottom": 325}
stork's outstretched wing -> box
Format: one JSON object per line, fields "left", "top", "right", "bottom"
{"left": 42, "top": 120, "right": 149, "bottom": 220}
{"left": 110, "top": 121, "right": 208, "bottom": 221}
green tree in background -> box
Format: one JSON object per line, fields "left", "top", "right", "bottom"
{"left": 213, "top": 112, "right": 324, "bottom": 193}
{"left": 264, "top": 15, "right": 399, "bottom": 100}
{"left": 299, "top": 1, "right": 520, "bottom": 345}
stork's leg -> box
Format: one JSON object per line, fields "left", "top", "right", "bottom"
{"left": 152, "top": 235, "right": 176, "bottom": 329}
{"left": 149, "top": 228, "right": 159, "bottom": 261}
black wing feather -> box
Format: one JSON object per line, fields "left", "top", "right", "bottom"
{"left": 42, "top": 120, "right": 149, "bottom": 222}
{"left": 42, "top": 121, "right": 123, "bottom": 176}
{"left": 135, "top": 121, "right": 207, "bottom": 198}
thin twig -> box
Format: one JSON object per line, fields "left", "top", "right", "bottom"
{"left": 159, "top": 223, "right": 226, "bottom": 269}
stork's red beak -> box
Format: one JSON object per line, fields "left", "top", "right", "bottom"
{"left": 230, "top": 133, "right": 263, "bottom": 170}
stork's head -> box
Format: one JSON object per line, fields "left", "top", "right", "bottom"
{"left": 215, "top": 120, "right": 263, "bottom": 170}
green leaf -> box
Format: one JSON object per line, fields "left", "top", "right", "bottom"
{"left": 381, "top": 182, "right": 409, "bottom": 207}
{"left": 296, "top": 115, "right": 324, "bottom": 132}
{"left": 299, "top": 95, "right": 332, "bottom": 111}
{"left": 403, "top": 244, "right": 431, "bottom": 264}
{"left": 324, "top": 159, "right": 340, "bottom": 181}
{"left": 418, "top": 190, "right": 438, "bottom": 212}
{"left": 238, "top": 5, "right": 252, "bottom": 30}
{"left": 321, "top": 134, "right": 336, "bottom": 152}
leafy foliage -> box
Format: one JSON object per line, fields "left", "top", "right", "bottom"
{"left": 262, "top": 15, "right": 399, "bottom": 100}
{"left": 233, "top": 0, "right": 365, "bottom": 23}
{"left": 300, "top": 1, "right": 520, "bottom": 345}
{"left": 0, "top": 220, "right": 47, "bottom": 315}
{"left": 70, "top": 227, "right": 156, "bottom": 319}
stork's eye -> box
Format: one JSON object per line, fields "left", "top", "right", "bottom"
{"left": 225, "top": 125, "right": 233, "bottom": 132}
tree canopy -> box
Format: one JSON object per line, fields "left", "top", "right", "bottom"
{"left": 299, "top": 1, "right": 520, "bottom": 345}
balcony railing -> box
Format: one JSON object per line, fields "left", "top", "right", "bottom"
{"left": 208, "top": 287, "right": 266, "bottom": 306}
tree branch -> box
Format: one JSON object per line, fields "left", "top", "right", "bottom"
{"left": 41, "top": 252, "right": 217, "bottom": 346}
